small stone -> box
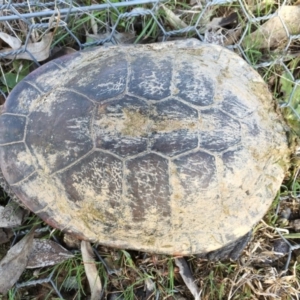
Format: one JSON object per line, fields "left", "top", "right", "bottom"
{"left": 277, "top": 217, "right": 289, "bottom": 227}
{"left": 290, "top": 219, "right": 300, "bottom": 232}
{"left": 280, "top": 207, "right": 291, "bottom": 220}
{"left": 273, "top": 239, "right": 289, "bottom": 256}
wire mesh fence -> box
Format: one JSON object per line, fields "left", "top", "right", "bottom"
{"left": 1, "top": 0, "right": 300, "bottom": 298}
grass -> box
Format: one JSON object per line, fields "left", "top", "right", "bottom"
{"left": 1, "top": 0, "right": 300, "bottom": 299}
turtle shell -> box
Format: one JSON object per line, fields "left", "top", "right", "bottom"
{"left": 0, "top": 40, "right": 290, "bottom": 255}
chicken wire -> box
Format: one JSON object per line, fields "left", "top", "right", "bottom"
{"left": 1, "top": 0, "right": 300, "bottom": 298}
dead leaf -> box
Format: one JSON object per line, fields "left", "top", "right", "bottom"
{"left": 245, "top": 0, "right": 276, "bottom": 14}
{"left": 91, "top": 15, "right": 98, "bottom": 36}
{"left": 175, "top": 258, "right": 201, "bottom": 300}
{"left": 27, "top": 239, "right": 74, "bottom": 269}
{"left": 81, "top": 241, "right": 102, "bottom": 300}
{"left": 204, "top": 14, "right": 242, "bottom": 46}
{"left": 162, "top": 5, "right": 188, "bottom": 30}
{"left": 0, "top": 33, "right": 53, "bottom": 61}
{"left": 0, "top": 32, "right": 21, "bottom": 49}
{"left": 0, "top": 228, "right": 35, "bottom": 294}
{"left": 86, "top": 31, "right": 136, "bottom": 45}
{"left": 242, "top": 6, "right": 300, "bottom": 49}
{"left": 102, "top": 256, "right": 122, "bottom": 275}
{"left": 0, "top": 228, "right": 13, "bottom": 244}
{"left": 0, "top": 203, "right": 25, "bottom": 228}
{"left": 206, "top": 17, "right": 223, "bottom": 30}
{"left": 218, "top": 12, "right": 238, "bottom": 27}
{"left": 144, "top": 277, "right": 155, "bottom": 299}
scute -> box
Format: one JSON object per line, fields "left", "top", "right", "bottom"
{"left": 173, "top": 151, "right": 218, "bottom": 190}
{"left": 220, "top": 92, "right": 253, "bottom": 119}
{"left": 25, "top": 61, "right": 64, "bottom": 93}
{"left": 0, "top": 142, "right": 35, "bottom": 184}
{"left": 129, "top": 54, "right": 172, "bottom": 100}
{"left": 94, "top": 96, "right": 148, "bottom": 157}
{"left": 199, "top": 108, "right": 241, "bottom": 152}
{"left": 0, "top": 114, "right": 26, "bottom": 144}
{"left": 0, "top": 40, "right": 291, "bottom": 255}
{"left": 125, "top": 153, "right": 170, "bottom": 221}
{"left": 4, "top": 82, "right": 42, "bottom": 115}
{"left": 175, "top": 60, "right": 215, "bottom": 106}
{"left": 150, "top": 99, "right": 198, "bottom": 156}
{"left": 59, "top": 150, "right": 123, "bottom": 225}
{"left": 26, "top": 90, "right": 94, "bottom": 174}
{"left": 68, "top": 55, "right": 128, "bottom": 102}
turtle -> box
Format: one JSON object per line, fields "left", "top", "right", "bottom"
{"left": 0, "top": 39, "right": 291, "bottom": 257}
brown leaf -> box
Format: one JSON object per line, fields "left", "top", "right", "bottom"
{"left": 0, "top": 228, "right": 35, "bottom": 294}
{"left": 0, "top": 203, "right": 25, "bottom": 228}
{"left": 27, "top": 239, "right": 74, "bottom": 269}
{"left": 162, "top": 5, "right": 188, "bottom": 30}
{"left": 242, "top": 6, "right": 300, "bottom": 49}
{"left": 0, "top": 33, "right": 53, "bottom": 61}
{"left": 86, "top": 31, "right": 136, "bottom": 45}
{"left": 0, "top": 228, "right": 13, "bottom": 245}
{"left": 81, "top": 241, "right": 102, "bottom": 300}
{"left": 0, "top": 32, "right": 21, "bottom": 49}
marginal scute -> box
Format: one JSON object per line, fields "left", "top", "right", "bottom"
{"left": 26, "top": 90, "right": 94, "bottom": 174}
{"left": 0, "top": 114, "right": 26, "bottom": 144}
{"left": 11, "top": 172, "right": 48, "bottom": 214}
{"left": 59, "top": 150, "right": 123, "bottom": 225}
{"left": 11, "top": 171, "right": 89, "bottom": 240}
{"left": 25, "top": 61, "right": 65, "bottom": 93}
{"left": 4, "top": 82, "right": 42, "bottom": 115}
{"left": 54, "top": 51, "right": 83, "bottom": 67}
{"left": 0, "top": 143, "right": 35, "bottom": 184}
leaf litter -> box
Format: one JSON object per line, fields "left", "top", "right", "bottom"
{"left": 0, "top": 227, "right": 35, "bottom": 294}
{"left": 242, "top": 6, "right": 300, "bottom": 49}
{"left": 0, "top": 32, "right": 53, "bottom": 62}
{"left": 27, "top": 239, "right": 74, "bottom": 269}
{"left": 81, "top": 241, "right": 102, "bottom": 300}
{"left": 0, "top": 203, "right": 25, "bottom": 228}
